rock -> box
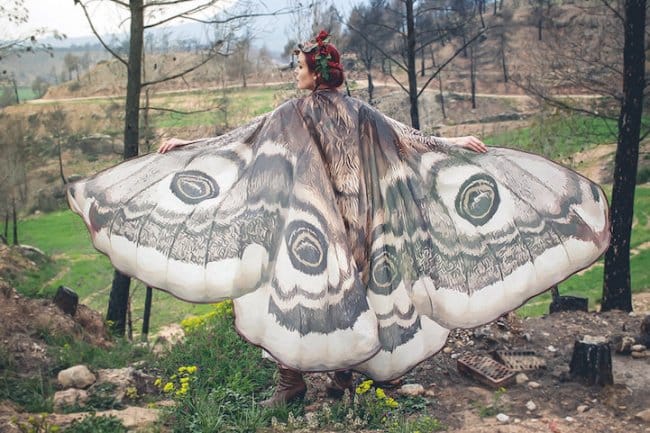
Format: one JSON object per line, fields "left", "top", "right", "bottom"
{"left": 640, "top": 315, "right": 650, "bottom": 346}
{"left": 547, "top": 345, "right": 558, "bottom": 353}
{"left": 565, "top": 416, "right": 575, "bottom": 422}
{"left": 631, "top": 351, "right": 647, "bottom": 359}
{"left": 50, "top": 406, "right": 161, "bottom": 430}
{"left": 53, "top": 388, "right": 89, "bottom": 411}
{"left": 496, "top": 413, "right": 510, "bottom": 423}
{"left": 528, "top": 381, "right": 541, "bottom": 389}
{"left": 424, "top": 388, "right": 436, "bottom": 397}
{"left": 525, "top": 400, "right": 537, "bottom": 411}
{"left": 515, "top": 373, "right": 529, "bottom": 384}
{"left": 58, "top": 365, "right": 96, "bottom": 389}
{"left": 631, "top": 344, "right": 647, "bottom": 352}
{"left": 397, "top": 383, "right": 425, "bottom": 396}
{"left": 91, "top": 367, "right": 157, "bottom": 405}
{"left": 152, "top": 324, "right": 185, "bottom": 354}
{"left": 577, "top": 404, "right": 590, "bottom": 413}
{"left": 635, "top": 408, "right": 650, "bottom": 423}
{"left": 612, "top": 334, "right": 636, "bottom": 354}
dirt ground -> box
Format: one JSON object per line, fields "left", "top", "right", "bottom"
{"left": 294, "top": 294, "right": 650, "bottom": 433}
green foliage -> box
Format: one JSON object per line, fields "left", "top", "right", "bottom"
{"left": 14, "top": 414, "right": 61, "bottom": 433}
{"left": 475, "top": 387, "right": 508, "bottom": 418}
{"left": 0, "top": 372, "right": 54, "bottom": 413}
{"left": 63, "top": 414, "right": 126, "bottom": 433}
{"left": 386, "top": 415, "right": 445, "bottom": 433}
{"left": 154, "top": 305, "right": 276, "bottom": 432}
{"left": 83, "top": 383, "right": 121, "bottom": 411}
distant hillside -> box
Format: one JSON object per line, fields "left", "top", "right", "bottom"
{"left": 36, "top": 1, "right": 620, "bottom": 101}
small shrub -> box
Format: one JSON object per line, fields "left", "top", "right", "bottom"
{"left": 14, "top": 414, "right": 61, "bottom": 433}
{"left": 63, "top": 414, "right": 126, "bottom": 433}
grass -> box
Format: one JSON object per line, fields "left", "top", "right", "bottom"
{"left": 152, "top": 85, "right": 285, "bottom": 129}
{"left": 484, "top": 112, "right": 619, "bottom": 159}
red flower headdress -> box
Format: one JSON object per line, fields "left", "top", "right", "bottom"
{"left": 297, "top": 30, "right": 342, "bottom": 81}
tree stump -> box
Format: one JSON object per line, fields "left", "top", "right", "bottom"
{"left": 549, "top": 286, "right": 588, "bottom": 314}
{"left": 53, "top": 286, "right": 79, "bottom": 316}
{"left": 569, "top": 335, "right": 613, "bottom": 386}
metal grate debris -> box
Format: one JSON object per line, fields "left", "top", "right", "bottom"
{"left": 492, "top": 350, "right": 547, "bottom": 371}
{"left": 457, "top": 353, "right": 516, "bottom": 388}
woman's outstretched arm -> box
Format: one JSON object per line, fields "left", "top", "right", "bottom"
{"left": 444, "top": 135, "right": 488, "bottom": 153}
{"left": 158, "top": 138, "right": 203, "bottom": 153}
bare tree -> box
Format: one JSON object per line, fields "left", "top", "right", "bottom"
{"left": 347, "top": 0, "right": 485, "bottom": 128}
{"left": 42, "top": 108, "right": 69, "bottom": 185}
{"left": 0, "top": 114, "right": 28, "bottom": 246}
{"left": 344, "top": 0, "right": 393, "bottom": 104}
{"left": 76, "top": 0, "right": 294, "bottom": 336}
{"left": 602, "top": 0, "right": 646, "bottom": 312}
{"left": 513, "top": 1, "right": 648, "bottom": 311}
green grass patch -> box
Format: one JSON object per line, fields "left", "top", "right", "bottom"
{"left": 152, "top": 86, "right": 282, "bottom": 129}
{"left": 484, "top": 113, "right": 619, "bottom": 159}
{"left": 18, "top": 86, "right": 39, "bottom": 101}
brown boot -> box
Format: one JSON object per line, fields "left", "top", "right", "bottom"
{"left": 325, "top": 370, "right": 354, "bottom": 398}
{"left": 260, "top": 366, "right": 307, "bottom": 407}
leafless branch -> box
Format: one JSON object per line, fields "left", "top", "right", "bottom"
{"left": 76, "top": 1, "right": 128, "bottom": 66}
{"left": 417, "top": 29, "right": 486, "bottom": 98}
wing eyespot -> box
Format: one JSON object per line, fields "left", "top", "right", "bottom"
{"left": 170, "top": 170, "right": 219, "bottom": 204}
{"left": 455, "top": 174, "right": 500, "bottom": 226}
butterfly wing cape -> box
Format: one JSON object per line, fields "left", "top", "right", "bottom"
{"left": 67, "top": 91, "right": 610, "bottom": 380}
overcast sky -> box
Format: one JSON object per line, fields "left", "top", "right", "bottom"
{"left": 13, "top": 0, "right": 354, "bottom": 43}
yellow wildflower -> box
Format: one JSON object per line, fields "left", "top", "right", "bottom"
{"left": 385, "top": 397, "right": 399, "bottom": 408}
{"left": 187, "top": 365, "right": 198, "bottom": 374}
{"left": 355, "top": 379, "right": 373, "bottom": 395}
{"left": 154, "top": 378, "right": 162, "bottom": 387}
{"left": 163, "top": 382, "right": 175, "bottom": 393}
{"left": 375, "top": 387, "right": 386, "bottom": 399}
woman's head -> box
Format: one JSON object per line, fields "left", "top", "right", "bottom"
{"left": 294, "top": 30, "right": 344, "bottom": 90}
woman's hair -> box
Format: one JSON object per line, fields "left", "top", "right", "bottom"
{"left": 296, "top": 30, "right": 344, "bottom": 89}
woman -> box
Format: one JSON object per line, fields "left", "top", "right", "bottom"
{"left": 67, "top": 31, "right": 610, "bottom": 406}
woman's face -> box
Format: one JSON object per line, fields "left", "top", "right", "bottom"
{"left": 295, "top": 52, "right": 316, "bottom": 91}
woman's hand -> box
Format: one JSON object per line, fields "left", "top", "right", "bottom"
{"left": 158, "top": 137, "right": 192, "bottom": 154}
{"left": 448, "top": 135, "right": 488, "bottom": 153}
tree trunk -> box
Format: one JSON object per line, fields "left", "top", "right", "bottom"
{"left": 431, "top": 49, "right": 446, "bottom": 119}
{"left": 11, "top": 198, "right": 18, "bottom": 246}
{"left": 405, "top": 0, "right": 420, "bottom": 129}
{"left": 141, "top": 286, "right": 153, "bottom": 341}
{"left": 602, "top": 0, "right": 646, "bottom": 312}
{"left": 500, "top": 36, "right": 508, "bottom": 83}
{"left": 367, "top": 70, "right": 374, "bottom": 105}
{"left": 107, "top": 0, "right": 144, "bottom": 336}
{"left": 538, "top": 17, "right": 543, "bottom": 41}
{"left": 3, "top": 212, "right": 8, "bottom": 242}
{"left": 470, "top": 45, "right": 477, "bottom": 109}
{"left": 58, "top": 141, "right": 67, "bottom": 185}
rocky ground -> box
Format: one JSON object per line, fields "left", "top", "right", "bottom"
{"left": 1, "top": 243, "right": 649, "bottom": 432}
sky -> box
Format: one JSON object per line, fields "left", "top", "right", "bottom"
{"left": 12, "top": 0, "right": 355, "bottom": 46}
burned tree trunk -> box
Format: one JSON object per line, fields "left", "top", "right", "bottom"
{"left": 569, "top": 336, "right": 613, "bottom": 386}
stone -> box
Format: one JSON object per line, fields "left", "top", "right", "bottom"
{"left": 397, "top": 383, "right": 425, "bottom": 397}
{"left": 612, "top": 335, "right": 636, "bottom": 354}
{"left": 515, "top": 373, "right": 529, "bottom": 384}
{"left": 525, "top": 400, "right": 537, "bottom": 411}
{"left": 527, "top": 381, "right": 541, "bottom": 389}
{"left": 565, "top": 416, "right": 575, "bottom": 422}
{"left": 58, "top": 365, "right": 96, "bottom": 389}
{"left": 496, "top": 413, "right": 510, "bottom": 423}
{"left": 577, "top": 405, "right": 590, "bottom": 413}
{"left": 640, "top": 315, "right": 650, "bottom": 346}
{"left": 53, "top": 388, "right": 89, "bottom": 411}
{"left": 152, "top": 324, "right": 185, "bottom": 354}
{"left": 631, "top": 351, "right": 647, "bottom": 359}
{"left": 631, "top": 344, "right": 647, "bottom": 352}
{"left": 634, "top": 408, "right": 650, "bottom": 423}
